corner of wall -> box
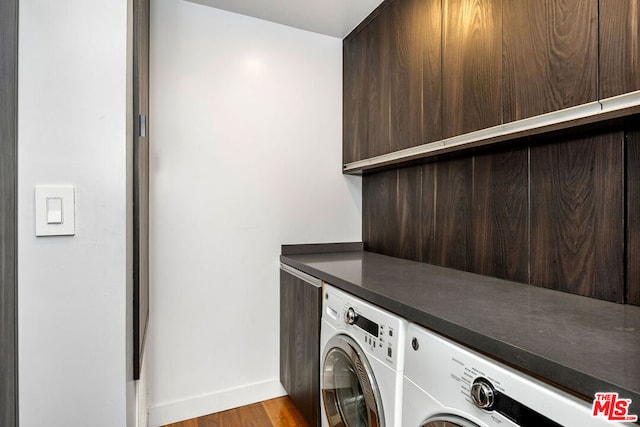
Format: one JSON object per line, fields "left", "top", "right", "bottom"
{"left": 148, "top": 380, "right": 286, "bottom": 427}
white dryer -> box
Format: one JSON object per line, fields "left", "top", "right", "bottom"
{"left": 320, "top": 284, "right": 406, "bottom": 427}
{"left": 403, "top": 323, "right": 631, "bottom": 427}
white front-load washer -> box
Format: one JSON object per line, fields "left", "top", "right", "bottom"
{"left": 320, "top": 284, "right": 406, "bottom": 427}
{"left": 403, "top": 323, "right": 633, "bottom": 427}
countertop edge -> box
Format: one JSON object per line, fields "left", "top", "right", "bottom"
{"left": 280, "top": 242, "right": 363, "bottom": 255}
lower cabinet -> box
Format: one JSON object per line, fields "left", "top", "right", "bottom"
{"left": 280, "top": 266, "right": 322, "bottom": 426}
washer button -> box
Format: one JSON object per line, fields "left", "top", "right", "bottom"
{"left": 387, "top": 347, "right": 392, "bottom": 358}
{"left": 389, "top": 329, "right": 393, "bottom": 337}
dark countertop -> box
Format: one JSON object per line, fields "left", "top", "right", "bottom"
{"left": 280, "top": 247, "right": 640, "bottom": 415}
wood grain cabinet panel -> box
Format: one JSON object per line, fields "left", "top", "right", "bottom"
{"left": 343, "top": 34, "right": 369, "bottom": 164}
{"left": 431, "top": 157, "right": 474, "bottom": 271}
{"left": 363, "top": 166, "right": 423, "bottom": 262}
{"left": 421, "top": 0, "right": 444, "bottom": 146}
{"left": 343, "top": 15, "right": 389, "bottom": 163}
{"left": 387, "top": 0, "right": 442, "bottom": 150}
{"left": 530, "top": 132, "right": 624, "bottom": 302}
{"left": 472, "top": 148, "right": 529, "bottom": 283}
{"left": 280, "top": 270, "right": 321, "bottom": 426}
{"left": 421, "top": 163, "right": 437, "bottom": 264}
{"left": 502, "top": 0, "right": 598, "bottom": 122}
{"left": 627, "top": 128, "right": 640, "bottom": 305}
{"left": 442, "top": 0, "right": 502, "bottom": 138}
{"left": 365, "top": 13, "right": 392, "bottom": 159}
{"left": 599, "top": 0, "right": 640, "bottom": 99}
{"left": 343, "top": 0, "right": 442, "bottom": 163}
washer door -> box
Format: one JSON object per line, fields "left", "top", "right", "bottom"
{"left": 322, "top": 334, "right": 384, "bottom": 427}
{"left": 421, "top": 414, "right": 480, "bottom": 427}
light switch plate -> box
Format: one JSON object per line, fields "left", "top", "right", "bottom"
{"left": 35, "top": 186, "right": 75, "bottom": 236}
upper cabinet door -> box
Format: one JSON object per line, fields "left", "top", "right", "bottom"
{"left": 442, "top": 0, "right": 502, "bottom": 139}
{"left": 343, "top": 31, "right": 369, "bottom": 164}
{"left": 343, "top": 0, "right": 442, "bottom": 164}
{"left": 365, "top": 10, "right": 392, "bottom": 159}
{"left": 502, "top": 0, "right": 598, "bottom": 123}
{"left": 343, "top": 12, "right": 389, "bottom": 163}
{"left": 387, "top": 0, "right": 442, "bottom": 151}
{"left": 599, "top": 0, "right": 640, "bottom": 99}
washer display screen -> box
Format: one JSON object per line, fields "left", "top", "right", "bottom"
{"left": 354, "top": 314, "right": 379, "bottom": 338}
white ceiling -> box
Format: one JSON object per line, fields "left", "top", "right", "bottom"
{"left": 185, "top": 0, "right": 384, "bottom": 39}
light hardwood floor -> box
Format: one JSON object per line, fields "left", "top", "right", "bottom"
{"left": 162, "top": 396, "right": 310, "bottom": 427}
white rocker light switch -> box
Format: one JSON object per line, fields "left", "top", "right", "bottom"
{"left": 35, "top": 186, "right": 75, "bottom": 236}
{"left": 46, "top": 197, "right": 63, "bottom": 224}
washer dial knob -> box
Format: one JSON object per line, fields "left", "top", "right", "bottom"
{"left": 345, "top": 307, "right": 357, "bottom": 325}
{"left": 471, "top": 378, "right": 495, "bottom": 410}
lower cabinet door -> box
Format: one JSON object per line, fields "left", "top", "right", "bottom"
{"left": 280, "top": 267, "right": 322, "bottom": 426}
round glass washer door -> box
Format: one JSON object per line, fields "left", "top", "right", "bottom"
{"left": 421, "top": 414, "right": 480, "bottom": 427}
{"left": 322, "top": 334, "right": 384, "bottom": 427}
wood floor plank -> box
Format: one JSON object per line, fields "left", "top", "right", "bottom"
{"left": 216, "top": 402, "right": 268, "bottom": 427}
{"left": 262, "top": 397, "right": 310, "bottom": 427}
{"left": 163, "top": 419, "right": 199, "bottom": 427}
{"left": 196, "top": 414, "right": 219, "bottom": 427}
{"left": 163, "top": 396, "right": 309, "bottom": 427}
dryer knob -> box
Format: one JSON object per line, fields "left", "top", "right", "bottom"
{"left": 470, "top": 378, "right": 495, "bottom": 410}
{"left": 345, "top": 307, "right": 357, "bottom": 325}
{"left": 411, "top": 337, "right": 419, "bottom": 351}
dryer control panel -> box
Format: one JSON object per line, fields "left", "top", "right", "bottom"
{"left": 322, "top": 284, "right": 406, "bottom": 371}
{"left": 404, "top": 323, "right": 616, "bottom": 427}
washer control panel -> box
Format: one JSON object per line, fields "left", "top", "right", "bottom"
{"left": 323, "top": 284, "right": 406, "bottom": 371}
{"left": 470, "top": 378, "right": 496, "bottom": 410}
{"left": 449, "top": 354, "right": 507, "bottom": 411}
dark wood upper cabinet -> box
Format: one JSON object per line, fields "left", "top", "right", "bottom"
{"left": 345, "top": 0, "right": 639, "bottom": 168}
{"left": 442, "top": 0, "right": 502, "bottom": 139}
{"left": 342, "top": 10, "right": 391, "bottom": 163}
{"left": 343, "top": 32, "right": 369, "bottom": 163}
{"left": 420, "top": 0, "right": 443, "bottom": 145}
{"left": 530, "top": 132, "right": 624, "bottom": 302}
{"left": 365, "top": 10, "right": 392, "bottom": 159}
{"left": 343, "top": 0, "right": 441, "bottom": 163}
{"left": 387, "top": 0, "right": 442, "bottom": 150}
{"left": 599, "top": 0, "right": 640, "bottom": 99}
{"left": 502, "top": 0, "right": 598, "bottom": 122}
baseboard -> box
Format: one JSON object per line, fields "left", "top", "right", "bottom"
{"left": 148, "top": 380, "right": 287, "bottom": 427}
{"left": 136, "top": 360, "right": 148, "bottom": 427}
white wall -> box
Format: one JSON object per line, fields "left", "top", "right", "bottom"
{"left": 148, "top": 0, "right": 361, "bottom": 425}
{"left": 18, "top": 0, "right": 136, "bottom": 426}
